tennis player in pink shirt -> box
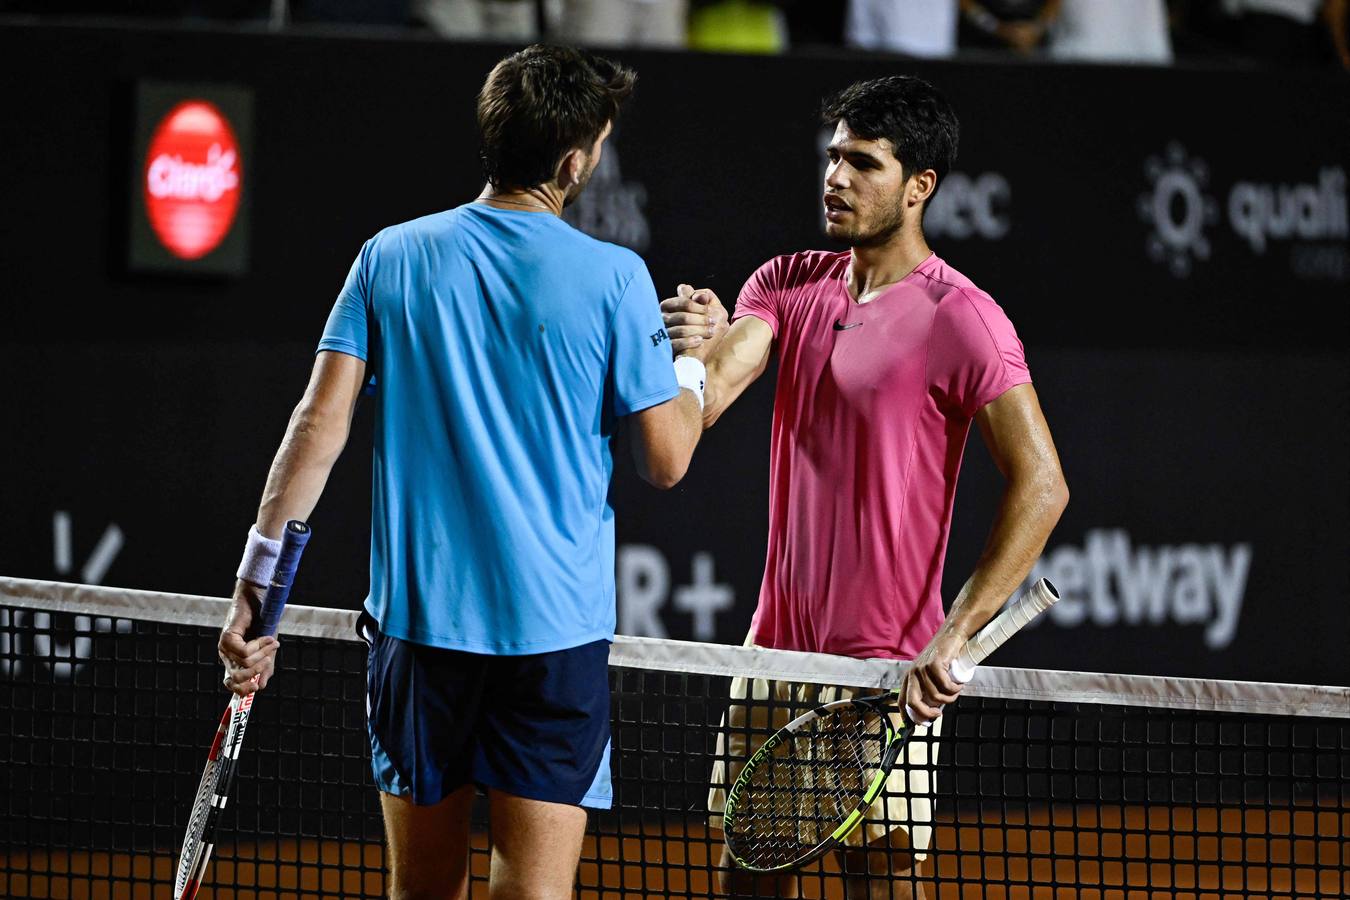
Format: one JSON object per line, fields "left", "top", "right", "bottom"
{"left": 665, "top": 76, "right": 1069, "bottom": 898}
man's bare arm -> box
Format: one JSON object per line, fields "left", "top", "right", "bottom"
{"left": 904, "top": 383, "right": 1069, "bottom": 723}
{"left": 629, "top": 391, "right": 705, "bottom": 489}
{"left": 660, "top": 287, "right": 774, "bottom": 428}
{"left": 254, "top": 351, "right": 367, "bottom": 534}
{"left": 700, "top": 315, "right": 774, "bottom": 427}
{"left": 219, "top": 350, "right": 367, "bottom": 694}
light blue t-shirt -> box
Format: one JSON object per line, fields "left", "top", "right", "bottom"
{"left": 318, "top": 203, "right": 679, "bottom": 654}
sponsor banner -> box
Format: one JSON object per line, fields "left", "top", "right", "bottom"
{"left": 0, "top": 341, "right": 1343, "bottom": 684}
{"left": 0, "top": 27, "right": 1346, "bottom": 684}
{"left": 1139, "top": 142, "right": 1348, "bottom": 280}
{"left": 4, "top": 28, "right": 1343, "bottom": 346}
{"left": 128, "top": 81, "right": 252, "bottom": 275}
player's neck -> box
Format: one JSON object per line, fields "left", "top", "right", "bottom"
{"left": 846, "top": 229, "right": 932, "bottom": 304}
{"left": 477, "top": 183, "right": 564, "bottom": 217}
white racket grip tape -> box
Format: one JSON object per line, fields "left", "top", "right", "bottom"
{"left": 953, "top": 577, "right": 1059, "bottom": 674}
{"left": 904, "top": 578, "right": 1058, "bottom": 723}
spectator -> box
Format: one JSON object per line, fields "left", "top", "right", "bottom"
{"left": 415, "top": 0, "right": 536, "bottom": 41}
{"left": 1048, "top": 0, "right": 1173, "bottom": 63}
{"left": 845, "top": 0, "right": 959, "bottom": 58}
{"left": 958, "top": 0, "right": 1057, "bottom": 55}
{"left": 688, "top": 0, "right": 785, "bottom": 53}
{"left": 554, "top": 0, "right": 687, "bottom": 48}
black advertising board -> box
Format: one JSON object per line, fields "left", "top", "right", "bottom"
{"left": 0, "top": 24, "right": 1346, "bottom": 685}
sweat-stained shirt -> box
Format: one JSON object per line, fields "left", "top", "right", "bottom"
{"left": 731, "top": 251, "right": 1031, "bottom": 660}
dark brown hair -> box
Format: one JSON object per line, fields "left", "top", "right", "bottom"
{"left": 477, "top": 45, "right": 637, "bottom": 190}
{"left": 822, "top": 76, "right": 959, "bottom": 200}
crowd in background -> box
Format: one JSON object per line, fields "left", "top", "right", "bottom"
{"left": 2, "top": 0, "right": 1346, "bottom": 69}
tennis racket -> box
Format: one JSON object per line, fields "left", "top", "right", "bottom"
{"left": 174, "top": 519, "right": 311, "bottom": 900}
{"left": 722, "top": 577, "right": 1059, "bottom": 873}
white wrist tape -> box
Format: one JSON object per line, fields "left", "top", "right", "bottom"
{"left": 673, "top": 356, "right": 706, "bottom": 412}
{"left": 236, "top": 524, "right": 282, "bottom": 586}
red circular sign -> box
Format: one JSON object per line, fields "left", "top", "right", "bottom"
{"left": 143, "top": 100, "right": 242, "bottom": 260}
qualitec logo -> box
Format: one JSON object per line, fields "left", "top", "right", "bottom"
{"left": 1137, "top": 143, "right": 1219, "bottom": 277}
{"left": 1139, "top": 142, "right": 1348, "bottom": 280}
{"left": 143, "top": 99, "right": 242, "bottom": 260}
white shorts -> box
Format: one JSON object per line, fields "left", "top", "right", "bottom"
{"left": 706, "top": 641, "right": 943, "bottom": 859}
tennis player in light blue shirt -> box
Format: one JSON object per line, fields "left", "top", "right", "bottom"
{"left": 319, "top": 201, "right": 678, "bottom": 655}
{"left": 217, "top": 45, "right": 724, "bottom": 899}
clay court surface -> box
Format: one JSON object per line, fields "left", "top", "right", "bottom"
{"left": 4, "top": 806, "right": 1345, "bottom": 899}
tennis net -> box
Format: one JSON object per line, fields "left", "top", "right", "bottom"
{"left": 2, "top": 576, "right": 1346, "bottom": 899}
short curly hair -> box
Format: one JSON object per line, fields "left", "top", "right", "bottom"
{"left": 821, "top": 76, "right": 959, "bottom": 200}
{"left": 477, "top": 44, "right": 637, "bottom": 190}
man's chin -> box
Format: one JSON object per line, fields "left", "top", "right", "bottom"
{"left": 825, "top": 221, "right": 861, "bottom": 245}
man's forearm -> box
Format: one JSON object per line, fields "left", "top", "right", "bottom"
{"left": 940, "top": 470, "right": 1068, "bottom": 643}
{"left": 699, "top": 317, "right": 773, "bottom": 429}
{"left": 255, "top": 405, "right": 350, "bottom": 536}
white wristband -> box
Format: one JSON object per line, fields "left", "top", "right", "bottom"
{"left": 673, "top": 356, "right": 706, "bottom": 412}
{"left": 236, "top": 524, "right": 282, "bottom": 586}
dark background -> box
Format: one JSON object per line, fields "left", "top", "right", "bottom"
{"left": 1, "top": 22, "right": 1346, "bottom": 684}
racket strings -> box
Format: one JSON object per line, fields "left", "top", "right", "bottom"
{"left": 175, "top": 755, "right": 222, "bottom": 894}
{"left": 728, "top": 704, "right": 888, "bottom": 869}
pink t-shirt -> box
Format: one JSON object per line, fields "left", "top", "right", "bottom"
{"left": 733, "top": 251, "right": 1031, "bottom": 660}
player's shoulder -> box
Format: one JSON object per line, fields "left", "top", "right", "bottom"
{"left": 362, "top": 208, "right": 458, "bottom": 254}
{"left": 749, "top": 249, "right": 849, "bottom": 290}
{"left": 913, "top": 254, "right": 1001, "bottom": 309}
{"left": 562, "top": 225, "right": 646, "bottom": 276}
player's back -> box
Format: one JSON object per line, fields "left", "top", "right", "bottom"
{"left": 322, "top": 202, "right": 665, "bottom": 654}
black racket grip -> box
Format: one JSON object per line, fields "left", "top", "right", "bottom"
{"left": 255, "top": 520, "right": 311, "bottom": 639}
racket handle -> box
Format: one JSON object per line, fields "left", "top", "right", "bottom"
{"left": 254, "top": 520, "right": 311, "bottom": 638}
{"left": 903, "top": 578, "right": 1057, "bottom": 722}
{"left": 950, "top": 577, "right": 1058, "bottom": 682}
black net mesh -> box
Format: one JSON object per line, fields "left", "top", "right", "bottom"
{"left": 2, "top": 602, "right": 1347, "bottom": 899}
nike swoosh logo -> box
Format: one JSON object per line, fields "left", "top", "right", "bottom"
{"left": 833, "top": 320, "right": 863, "bottom": 331}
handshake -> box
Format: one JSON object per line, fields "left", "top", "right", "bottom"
{"left": 661, "top": 283, "right": 730, "bottom": 361}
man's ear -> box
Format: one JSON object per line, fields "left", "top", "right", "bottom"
{"left": 557, "top": 147, "right": 585, "bottom": 189}
{"left": 908, "top": 169, "right": 938, "bottom": 206}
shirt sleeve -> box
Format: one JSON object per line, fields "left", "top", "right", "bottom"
{"left": 609, "top": 266, "right": 681, "bottom": 417}
{"left": 928, "top": 290, "right": 1032, "bottom": 418}
{"left": 729, "top": 257, "right": 782, "bottom": 337}
{"left": 316, "top": 242, "right": 371, "bottom": 361}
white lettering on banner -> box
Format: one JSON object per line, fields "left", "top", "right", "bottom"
{"left": 52, "top": 511, "right": 124, "bottom": 585}
{"left": 672, "top": 552, "right": 735, "bottom": 641}
{"left": 1029, "top": 529, "right": 1252, "bottom": 650}
{"left": 616, "top": 545, "right": 735, "bottom": 639}
{"left": 146, "top": 144, "right": 239, "bottom": 203}
{"left": 0, "top": 512, "right": 133, "bottom": 681}
{"left": 1229, "top": 169, "right": 1348, "bottom": 253}
{"left": 1140, "top": 142, "right": 1348, "bottom": 280}
{"left": 617, "top": 544, "right": 669, "bottom": 638}
{"left": 925, "top": 172, "right": 1011, "bottom": 240}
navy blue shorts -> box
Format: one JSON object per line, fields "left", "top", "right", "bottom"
{"left": 359, "top": 611, "right": 613, "bottom": 808}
